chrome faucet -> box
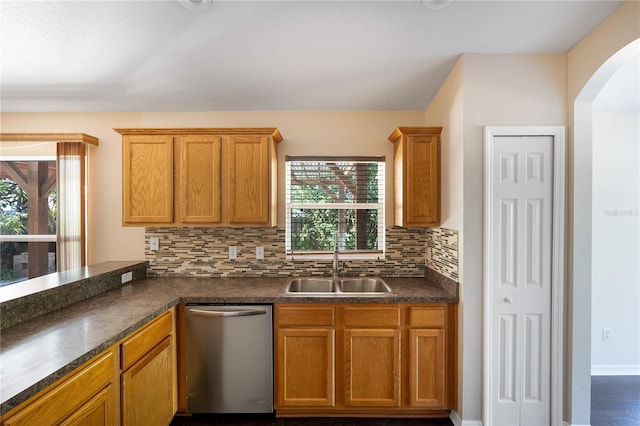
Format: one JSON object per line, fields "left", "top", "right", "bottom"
{"left": 333, "top": 232, "right": 340, "bottom": 278}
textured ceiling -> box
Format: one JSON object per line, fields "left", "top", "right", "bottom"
{"left": 0, "top": 0, "right": 626, "bottom": 112}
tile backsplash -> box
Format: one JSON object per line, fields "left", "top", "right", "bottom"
{"left": 145, "top": 226, "right": 459, "bottom": 282}
{"left": 426, "top": 227, "right": 459, "bottom": 282}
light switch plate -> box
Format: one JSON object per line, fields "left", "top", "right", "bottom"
{"left": 256, "top": 246, "right": 264, "bottom": 260}
{"left": 121, "top": 271, "right": 133, "bottom": 284}
{"left": 149, "top": 237, "right": 159, "bottom": 251}
{"left": 229, "top": 246, "right": 237, "bottom": 260}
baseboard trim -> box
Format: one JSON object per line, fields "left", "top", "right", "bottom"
{"left": 449, "top": 410, "right": 462, "bottom": 426}
{"left": 591, "top": 364, "right": 640, "bottom": 375}
{"left": 448, "top": 410, "right": 483, "bottom": 426}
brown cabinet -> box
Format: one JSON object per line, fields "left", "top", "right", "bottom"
{"left": 407, "top": 306, "right": 446, "bottom": 408}
{"left": 122, "top": 134, "right": 174, "bottom": 224}
{"left": 116, "top": 128, "right": 282, "bottom": 227}
{"left": 120, "top": 309, "right": 176, "bottom": 426}
{"left": 342, "top": 306, "right": 401, "bottom": 408}
{"left": 1, "top": 309, "right": 177, "bottom": 426}
{"left": 1, "top": 350, "right": 119, "bottom": 426}
{"left": 275, "top": 306, "right": 336, "bottom": 408}
{"left": 388, "top": 127, "right": 442, "bottom": 227}
{"left": 179, "top": 135, "right": 221, "bottom": 224}
{"left": 226, "top": 135, "right": 273, "bottom": 224}
{"left": 275, "top": 303, "right": 456, "bottom": 417}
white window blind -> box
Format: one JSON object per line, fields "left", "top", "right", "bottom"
{"left": 285, "top": 156, "right": 385, "bottom": 258}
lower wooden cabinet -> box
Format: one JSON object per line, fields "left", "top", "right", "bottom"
{"left": 344, "top": 328, "right": 401, "bottom": 407}
{"left": 277, "top": 328, "right": 336, "bottom": 407}
{"left": 1, "top": 308, "right": 177, "bottom": 426}
{"left": 59, "top": 385, "right": 116, "bottom": 426}
{"left": 121, "top": 337, "right": 174, "bottom": 426}
{"left": 1, "top": 350, "right": 119, "bottom": 426}
{"left": 120, "top": 309, "right": 177, "bottom": 426}
{"left": 276, "top": 305, "right": 335, "bottom": 408}
{"left": 275, "top": 303, "right": 456, "bottom": 416}
{"left": 407, "top": 305, "right": 448, "bottom": 408}
{"left": 343, "top": 305, "right": 401, "bottom": 408}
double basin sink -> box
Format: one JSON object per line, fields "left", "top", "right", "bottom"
{"left": 286, "top": 277, "right": 391, "bottom": 296}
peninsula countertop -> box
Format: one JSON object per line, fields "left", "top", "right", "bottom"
{"left": 0, "top": 273, "right": 457, "bottom": 414}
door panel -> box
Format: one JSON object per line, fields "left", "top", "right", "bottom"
{"left": 490, "top": 135, "right": 553, "bottom": 426}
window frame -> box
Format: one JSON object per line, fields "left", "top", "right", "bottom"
{"left": 285, "top": 156, "right": 385, "bottom": 261}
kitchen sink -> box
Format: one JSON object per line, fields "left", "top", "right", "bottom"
{"left": 286, "top": 278, "right": 337, "bottom": 293}
{"left": 285, "top": 277, "right": 391, "bottom": 295}
{"left": 339, "top": 278, "right": 391, "bottom": 293}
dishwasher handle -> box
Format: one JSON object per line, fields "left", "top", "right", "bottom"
{"left": 188, "top": 307, "right": 268, "bottom": 318}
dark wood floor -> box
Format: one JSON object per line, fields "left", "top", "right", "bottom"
{"left": 592, "top": 375, "right": 640, "bottom": 426}
{"left": 170, "top": 414, "right": 453, "bottom": 426}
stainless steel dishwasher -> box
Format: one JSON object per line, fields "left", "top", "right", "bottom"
{"left": 184, "top": 304, "right": 273, "bottom": 414}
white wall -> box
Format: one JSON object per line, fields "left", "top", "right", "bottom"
{"left": 591, "top": 106, "right": 640, "bottom": 374}
{"left": 424, "top": 53, "right": 568, "bottom": 423}
{"left": 567, "top": 1, "right": 640, "bottom": 422}
{"left": 425, "top": 57, "right": 465, "bottom": 415}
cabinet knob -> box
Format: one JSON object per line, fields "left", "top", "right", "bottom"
{"left": 504, "top": 297, "right": 513, "bottom": 304}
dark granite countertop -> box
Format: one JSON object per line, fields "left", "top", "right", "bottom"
{"left": 0, "top": 273, "right": 457, "bottom": 415}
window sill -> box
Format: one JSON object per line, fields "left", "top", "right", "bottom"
{"left": 286, "top": 252, "right": 385, "bottom": 262}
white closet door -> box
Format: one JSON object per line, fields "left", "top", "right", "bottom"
{"left": 489, "top": 135, "right": 553, "bottom": 426}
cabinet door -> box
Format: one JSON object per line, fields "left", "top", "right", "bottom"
{"left": 276, "top": 328, "right": 335, "bottom": 407}
{"left": 121, "top": 336, "right": 175, "bottom": 426}
{"left": 178, "top": 135, "right": 221, "bottom": 223}
{"left": 59, "top": 385, "right": 115, "bottom": 426}
{"left": 409, "top": 329, "right": 445, "bottom": 408}
{"left": 344, "top": 328, "right": 401, "bottom": 407}
{"left": 405, "top": 134, "right": 440, "bottom": 226}
{"left": 123, "top": 135, "right": 174, "bottom": 224}
{"left": 2, "top": 351, "right": 116, "bottom": 426}
{"left": 227, "top": 135, "right": 270, "bottom": 224}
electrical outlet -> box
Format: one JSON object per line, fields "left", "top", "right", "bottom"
{"left": 121, "top": 271, "right": 133, "bottom": 284}
{"left": 256, "top": 246, "right": 264, "bottom": 260}
{"left": 149, "top": 237, "right": 159, "bottom": 251}
{"left": 602, "top": 328, "right": 611, "bottom": 342}
{"left": 229, "top": 246, "right": 237, "bottom": 260}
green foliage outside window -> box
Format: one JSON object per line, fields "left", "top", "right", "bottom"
{"left": 288, "top": 160, "right": 382, "bottom": 253}
{"left": 0, "top": 176, "right": 57, "bottom": 281}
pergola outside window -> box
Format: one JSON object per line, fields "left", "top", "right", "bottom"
{"left": 0, "top": 133, "right": 97, "bottom": 286}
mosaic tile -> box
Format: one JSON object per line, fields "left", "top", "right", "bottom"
{"left": 146, "top": 226, "right": 459, "bottom": 283}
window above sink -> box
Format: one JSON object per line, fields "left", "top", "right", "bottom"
{"left": 285, "top": 156, "right": 385, "bottom": 261}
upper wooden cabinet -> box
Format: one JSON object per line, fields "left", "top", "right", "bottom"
{"left": 122, "top": 134, "right": 174, "bottom": 224}
{"left": 116, "top": 128, "right": 282, "bottom": 227}
{"left": 388, "top": 127, "right": 442, "bottom": 227}
{"left": 179, "top": 135, "right": 221, "bottom": 224}
{"left": 227, "top": 135, "right": 271, "bottom": 224}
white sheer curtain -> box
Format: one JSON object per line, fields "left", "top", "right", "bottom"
{"left": 56, "top": 142, "right": 86, "bottom": 271}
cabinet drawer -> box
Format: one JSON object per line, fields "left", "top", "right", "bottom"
{"left": 121, "top": 310, "right": 173, "bottom": 370}
{"left": 408, "top": 306, "right": 445, "bottom": 328}
{"left": 343, "top": 306, "right": 400, "bottom": 327}
{"left": 3, "top": 351, "right": 115, "bottom": 426}
{"left": 277, "top": 306, "right": 335, "bottom": 326}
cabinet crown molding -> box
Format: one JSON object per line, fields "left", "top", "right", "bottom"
{"left": 114, "top": 127, "right": 283, "bottom": 143}
{"left": 0, "top": 133, "right": 99, "bottom": 146}
{"left": 388, "top": 127, "right": 442, "bottom": 143}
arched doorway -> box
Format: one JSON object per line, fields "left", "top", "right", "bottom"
{"left": 572, "top": 38, "right": 640, "bottom": 424}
